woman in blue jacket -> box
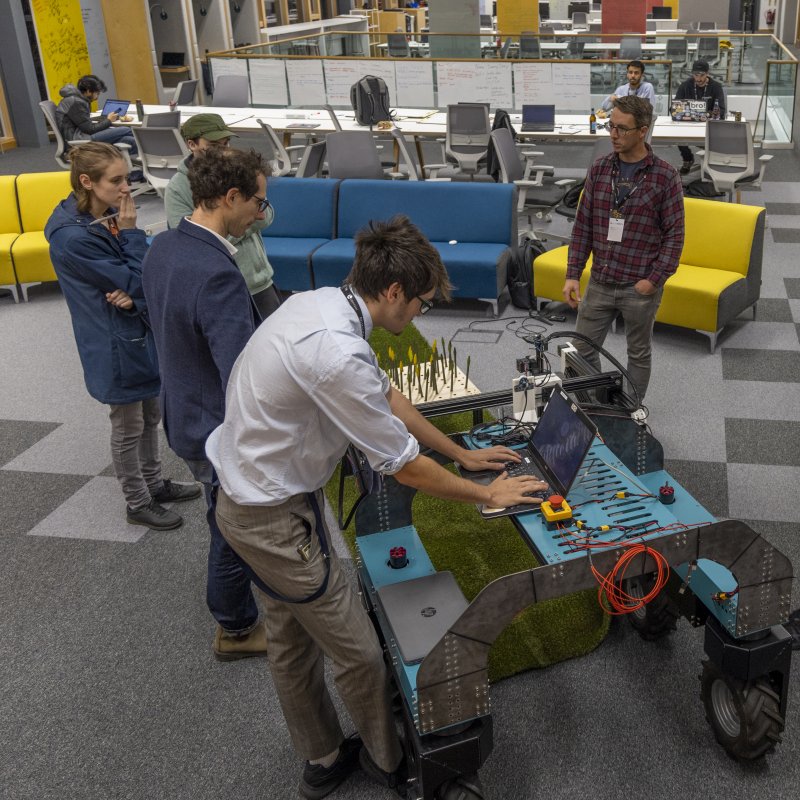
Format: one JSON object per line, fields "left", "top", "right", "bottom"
{"left": 45, "top": 142, "right": 199, "bottom": 530}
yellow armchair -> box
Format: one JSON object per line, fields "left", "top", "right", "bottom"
{"left": 532, "top": 197, "right": 766, "bottom": 353}
{"left": 0, "top": 176, "right": 21, "bottom": 302}
{"left": 10, "top": 171, "right": 72, "bottom": 301}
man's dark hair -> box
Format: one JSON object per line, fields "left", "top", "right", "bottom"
{"left": 348, "top": 215, "right": 453, "bottom": 303}
{"left": 77, "top": 74, "right": 108, "bottom": 94}
{"left": 627, "top": 60, "right": 645, "bottom": 73}
{"left": 613, "top": 95, "right": 652, "bottom": 129}
{"left": 188, "top": 148, "right": 266, "bottom": 210}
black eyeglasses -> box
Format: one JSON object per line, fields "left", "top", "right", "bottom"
{"left": 600, "top": 122, "right": 644, "bottom": 136}
{"left": 252, "top": 194, "right": 271, "bottom": 213}
{"left": 416, "top": 295, "right": 434, "bottom": 315}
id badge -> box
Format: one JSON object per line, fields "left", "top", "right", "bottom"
{"left": 607, "top": 216, "right": 625, "bottom": 242}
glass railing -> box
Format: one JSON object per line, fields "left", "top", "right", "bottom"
{"left": 209, "top": 31, "right": 796, "bottom": 145}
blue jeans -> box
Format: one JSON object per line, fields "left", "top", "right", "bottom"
{"left": 185, "top": 458, "right": 259, "bottom": 634}
{"left": 91, "top": 125, "right": 138, "bottom": 157}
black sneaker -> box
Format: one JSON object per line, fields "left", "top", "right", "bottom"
{"left": 359, "top": 747, "right": 408, "bottom": 798}
{"left": 299, "top": 735, "right": 362, "bottom": 800}
{"left": 152, "top": 479, "right": 202, "bottom": 504}
{"left": 126, "top": 499, "right": 182, "bottom": 531}
{"left": 679, "top": 160, "right": 695, "bottom": 176}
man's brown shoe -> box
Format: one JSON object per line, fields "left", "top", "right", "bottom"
{"left": 212, "top": 623, "right": 268, "bottom": 661}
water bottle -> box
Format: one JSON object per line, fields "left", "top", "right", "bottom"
{"left": 712, "top": 100, "right": 720, "bottom": 120}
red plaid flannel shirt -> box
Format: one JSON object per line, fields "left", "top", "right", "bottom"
{"left": 567, "top": 146, "right": 685, "bottom": 287}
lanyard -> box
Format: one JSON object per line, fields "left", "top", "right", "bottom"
{"left": 341, "top": 284, "right": 366, "bottom": 340}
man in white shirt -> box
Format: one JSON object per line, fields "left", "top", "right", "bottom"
{"left": 598, "top": 61, "right": 656, "bottom": 114}
{"left": 207, "top": 215, "right": 546, "bottom": 799}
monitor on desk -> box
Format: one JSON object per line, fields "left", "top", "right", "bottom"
{"left": 480, "top": 14, "right": 492, "bottom": 26}
{"left": 652, "top": 6, "right": 672, "bottom": 19}
{"left": 568, "top": 2, "right": 590, "bottom": 15}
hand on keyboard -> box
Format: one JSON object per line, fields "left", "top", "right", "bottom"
{"left": 458, "top": 444, "right": 522, "bottom": 473}
{"left": 486, "top": 472, "right": 549, "bottom": 509}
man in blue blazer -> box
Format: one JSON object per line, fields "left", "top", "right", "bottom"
{"left": 142, "top": 148, "right": 270, "bottom": 660}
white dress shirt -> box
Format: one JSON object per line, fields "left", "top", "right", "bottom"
{"left": 206, "top": 286, "right": 419, "bottom": 505}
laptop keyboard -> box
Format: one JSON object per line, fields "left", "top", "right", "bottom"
{"left": 504, "top": 458, "right": 552, "bottom": 499}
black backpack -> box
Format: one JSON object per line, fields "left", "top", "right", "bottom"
{"left": 683, "top": 179, "right": 725, "bottom": 199}
{"left": 507, "top": 238, "right": 546, "bottom": 309}
{"left": 562, "top": 180, "right": 585, "bottom": 209}
{"left": 350, "top": 75, "right": 394, "bottom": 127}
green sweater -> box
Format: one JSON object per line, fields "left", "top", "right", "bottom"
{"left": 164, "top": 156, "right": 275, "bottom": 294}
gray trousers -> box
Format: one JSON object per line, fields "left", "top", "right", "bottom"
{"left": 108, "top": 397, "right": 163, "bottom": 510}
{"left": 574, "top": 277, "right": 664, "bottom": 400}
{"left": 215, "top": 488, "right": 402, "bottom": 771}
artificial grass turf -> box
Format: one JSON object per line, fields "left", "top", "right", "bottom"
{"left": 325, "top": 325, "right": 610, "bottom": 683}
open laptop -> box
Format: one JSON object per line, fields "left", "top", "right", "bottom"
{"left": 101, "top": 99, "right": 130, "bottom": 117}
{"left": 161, "top": 51, "right": 185, "bottom": 67}
{"left": 375, "top": 571, "right": 468, "bottom": 664}
{"left": 459, "top": 388, "right": 597, "bottom": 519}
{"left": 521, "top": 104, "right": 556, "bottom": 133}
{"left": 670, "top": 99, "right": 709, "bottom": 122}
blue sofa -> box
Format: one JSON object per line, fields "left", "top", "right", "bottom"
{"left": 262, "top": 177, "right": 339, "bottom": 291}
{"left": 262, "top": 179, "right": 516, "bottom": 313}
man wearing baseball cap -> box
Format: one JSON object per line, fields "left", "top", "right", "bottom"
{"left": 164, "top": 113, "right": 281, "bottom": 319}
{"left": 673, "top": 60, "right": 726, "bottom": 174}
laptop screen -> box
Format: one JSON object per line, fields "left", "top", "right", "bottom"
{"left": 530, "top": 389, "right": 596, "bottom": 492}
{"left": 102, "top": 99, "right": 130, "bottom": 117}
{"left": 522, "top": 104, "right": 555, "bottom": 128}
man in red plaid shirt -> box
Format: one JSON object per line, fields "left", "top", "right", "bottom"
{"left": 562, "top": 95, "right": 684, "bottom": 402}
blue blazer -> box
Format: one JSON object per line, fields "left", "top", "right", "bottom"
{"left": 142, "top": 218, "right": 255, "bottom": 461}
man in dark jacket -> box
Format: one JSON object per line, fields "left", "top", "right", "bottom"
{"left": 142, "top": 148, "right": 269, "bottom": 661}
{"left": 674, "top": 60, "right": 726, "bottom": 174}
{"left": 56, "top": 75, "right": 138, "bottom": 156}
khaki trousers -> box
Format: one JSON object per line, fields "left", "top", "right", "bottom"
{"left": 215, "top": 488, "right": 402, "bottom": 771}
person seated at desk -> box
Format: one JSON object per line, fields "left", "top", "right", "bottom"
{"left": 674, "top": 59, "right": 726, "bottom": 175}
{"left": 597, "top": 61, "right": 655, "bottom": 117}
{"left": 164, "top": 114, "right": 280, "bottom": 321}
{"left": 56, "top": 75, "right": 139, "bottom": 159}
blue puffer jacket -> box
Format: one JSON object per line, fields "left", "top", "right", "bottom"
{"left": 45, "top": 194, "right": 160, "bottom": 405}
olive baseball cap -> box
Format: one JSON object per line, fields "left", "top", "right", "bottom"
{"left": 180, "top": 113, "right": 238, "bottom": 141}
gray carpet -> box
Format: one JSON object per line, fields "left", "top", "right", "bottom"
{"left": 2, "top": 140, "right": 800, "bottom": 800}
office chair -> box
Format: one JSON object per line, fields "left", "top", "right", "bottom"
{"left": 500, "top": 38, "right": 512, "bottom": 58}
{"left": 387, "top": 33, "right": 412, "bottom": 58}
{"left": 666, "top": 37, "right": 690, "bottom": 78}
{"left": 589, "top": 22, "right": 602, "bottom": 33}
{"left": 172, "top": 79, "right": 198, "bottom": 106}
{"left": 571, "top": 11, "right": 589, "bottom": 30}
{"left": 295, "top": 141, "right": 327, "bottom": 178}
{"left": 519, "top": 32, "right": 542, "bottom": 59}
{"left": 696, "top": 37, "right": 722, "bottom": 70}
{"left": 390, "top": 129, "right": 449, "bottom": 180}
{"left": 324, "top": 104, "right": 343, "bottom": 131}
{"left": 445, "top": 103, "right": 491, "bottom": 179}
{"left": 131, "top": 127, "right": 189, "bottom": 198}
{"left": 210, "top": 74, "right": 250, "bottom": 107}
{"left": 619, "top": 35, "right": 643, "bottom": 60}
{"left": 566, "top": 38, "right": 586, "bottom": 59}
{"left": 489, "top": 127, "right": 574, "bottom": 223}
{"left": 142, "top": 111, "right": 181, "bottom": 127}
{"left": 325, "top": 131, "right": 387, "bottom": 179}
{"left": 699, "top": 120, "right": 773, "bottom": 203}
{"left": 39, "top": 100, "right": 88, "bottom": 169}
{"left": 256, "top": 119, "right": 307, "bottom": 176}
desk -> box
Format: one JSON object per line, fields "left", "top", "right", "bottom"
{"left": 130, "top": 105, "right": 714, "bottom": 145}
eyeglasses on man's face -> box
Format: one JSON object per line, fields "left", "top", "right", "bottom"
{"left": 252, "top": 194, "right": 271, "bottom": 213}
{"left": 601, "top": 122, "right": 644, "bottom": 136}
{"left": 416, "top": 295, "right": 434, "bottom": 315}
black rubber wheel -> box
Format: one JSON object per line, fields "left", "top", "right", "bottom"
{"left": 434, "top": 774, "right": 484, "bottom": 800}
{"left": 625, "top": 573, "right": 679, "bottom": 641}
{"left": 700, "top": 660, "right": 784, "bottom": 760}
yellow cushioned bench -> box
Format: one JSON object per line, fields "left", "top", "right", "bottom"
{"left": 0, "top": 176, "right": 21, "bottom": 302}
{"left": 10, "top": 171, "right": 72, "bottom": 301}
{"left": 532, "top": 197, "right": 766, "bottom": 353}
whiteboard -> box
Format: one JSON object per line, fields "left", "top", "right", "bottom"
{"left": 80, "top": 0, "right": 116, "bottom": 97}
{"left": 395, "top": 60, "right": 435, "bottom": 108}
{"left": 249, "top": 59, "right": 288, "bottom": 106}
{"left": 323, "top": 59, "right": 396, "bottom": 106}
{"left": 551, "top": 63, "right": 591, "bottom": 113}
{"left": 286, "top": 60, "right": 327, "bottom": 106}
{"left": 512, "top": 63, "right": 555, "bottom": 109}
{"left": 435, "top": 62, "right": 512, "bottom": 109}
{"left": 210, "top": 57, "right": 249, "bottom": 79}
